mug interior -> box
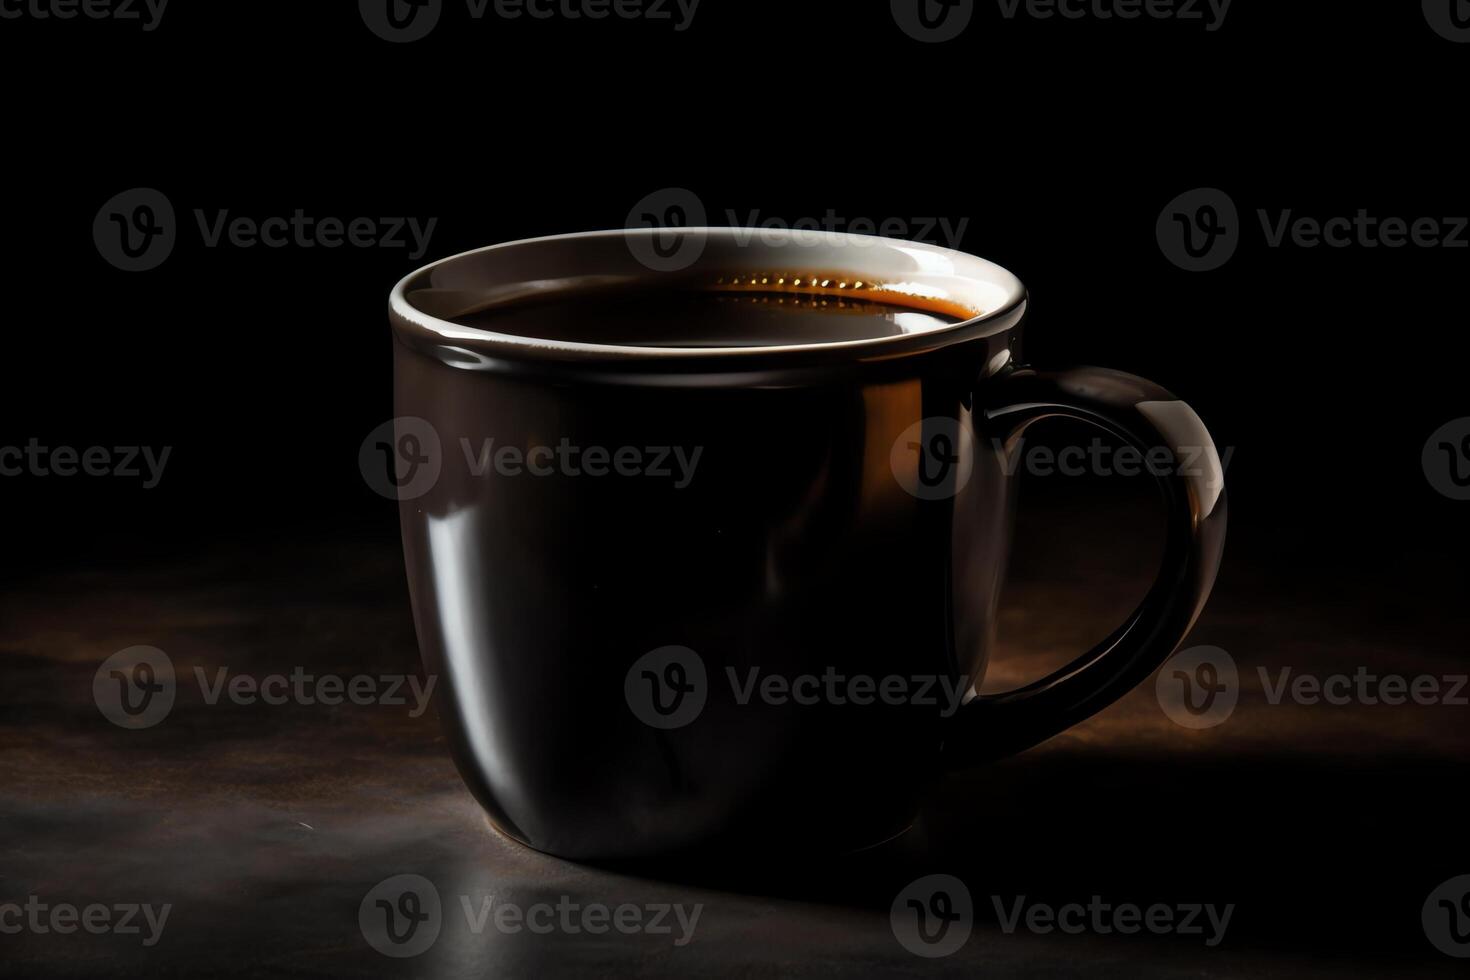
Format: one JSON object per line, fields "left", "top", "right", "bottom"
{"left": 391, "top": 228, "right": 1026, "bottom": 359}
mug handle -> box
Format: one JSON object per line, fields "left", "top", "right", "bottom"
{"left": 942, "top": 366, "right": 1228, "bottom": 766}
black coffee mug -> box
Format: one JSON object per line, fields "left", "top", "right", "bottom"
{"left": 387, "top": 229, "right": 1226, "bottom": 861}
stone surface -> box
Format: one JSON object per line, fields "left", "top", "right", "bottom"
{"left": 2, "top": 493, "right": 1465, "bottom": 977}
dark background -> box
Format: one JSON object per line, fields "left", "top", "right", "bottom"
{"left": 3, "top": 2, "right": 1469, "bottom": 976}
{"left": 6, "top": 1, "right": 1467, "bottom": 571}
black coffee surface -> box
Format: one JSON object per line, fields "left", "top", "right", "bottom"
{"left": 447, "top": 277, "right": 974, "bottom": 348}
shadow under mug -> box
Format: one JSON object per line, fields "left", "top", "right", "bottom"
{"left": 387, "top": 228, "right": 1227, "bottom": 862}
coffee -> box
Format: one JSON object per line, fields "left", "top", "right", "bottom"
{"left": 443, "top": 272, "right": 982, "bottom": 348}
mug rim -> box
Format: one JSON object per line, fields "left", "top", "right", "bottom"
{"left": 389, "top": 227, "right": 1028, "bottom": 368}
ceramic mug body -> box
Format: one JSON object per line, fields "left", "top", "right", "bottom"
{"left": 388, "top": 229, "right": 1225, "bottom": 861}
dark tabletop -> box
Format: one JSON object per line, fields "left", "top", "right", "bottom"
{"left": 3, "top": 487, "right": 1467, "bottom": 978}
